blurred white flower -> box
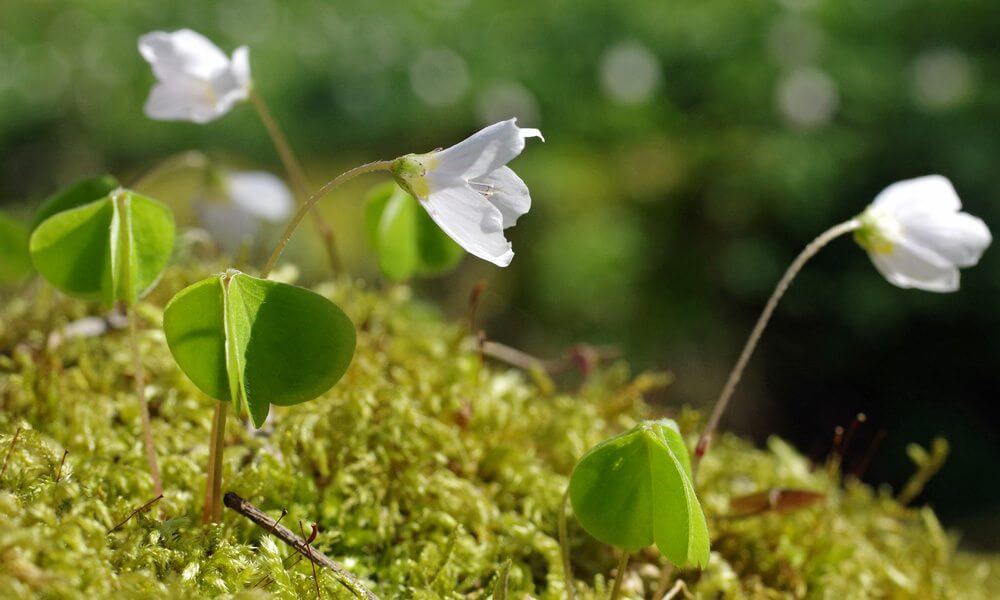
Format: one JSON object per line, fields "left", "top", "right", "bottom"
{"left": 138, "top": 29, "right": 251, "bottom": 123}
{"left": 912, "top": 48, "right": 975, "bottom": 110}
{"left": 776, "top": 67, "right": 838, "bottom": 129}
{"left": 855, "top": 175, "right": 991, "bottom": 292}
{"left": 197, "top": 171, "right": 293, "bottom": 252}
{"left": 390, "top": 119, "right": 543, "bottom": 267}
{"left": 598, "top": 41, "right": 661, "bottom": 105}
{"left": 409, "top": 47, "right": 469, "bottom": 107}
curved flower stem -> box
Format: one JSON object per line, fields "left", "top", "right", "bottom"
{"left": 260, "top": 160, "right": 393, "bottom": 278}
{"left": 693, "top": 219, "right": 861, "bottom": 473}
{"left": 249, "top": 88, "right": 342, "bottom": 272}
{"left": 558, "top": 489, "right": 577, "bottom": 600}
{"left": 202, "top": 401, "right": 228, "bottom": 523}
{"left": 128, "top": 307, "right": 163, "bottom": 497}
{"left": 129, "top": 150, "right": 209, "bottom": 191}
{"left": 608, "top": 552, "right": 630, "bottom": 600}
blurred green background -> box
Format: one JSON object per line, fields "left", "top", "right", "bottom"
{"left": 1, "top": 0, "right": 997, "bottom": 548}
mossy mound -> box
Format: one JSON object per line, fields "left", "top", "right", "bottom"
{"left": 0, "top": 264, "right": 996, "bottom": 598}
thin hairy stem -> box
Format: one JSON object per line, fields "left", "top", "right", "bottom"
{"left": 261, "top": 160, "right": 392, "bottom": 278}
{"left": 129, "top": 150, "right": 209, "bottom": 191}
{"left": 694, "top": 219, "right": 861, "bottom": 472}
{"left": 203, "top": 401, "right": 228, "bottom": 523}
{"left": 249, "top": 88, "right": 341, "bottom": 271}
{"left": 128, "top": 308, "right": 162, "bottom": 496}
{"left": 608, "top": 552, "right": 630, "bottom": 600}
{"left": 559, "top": 489, "right": 577, "bottom": 600}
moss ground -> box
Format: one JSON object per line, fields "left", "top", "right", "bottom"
{"left": 0, "top": 264, "right": 996, "bottom": 598}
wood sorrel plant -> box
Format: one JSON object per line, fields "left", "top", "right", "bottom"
{"left": 163, "top": 269, "right": 355, "bottom": 522}
{"left": 164, "top": 118, "right": 542, "bottom": 523}
{"left": 28, "top": 175, "right": 176, "bottom": 495}
{"left": 565, "top": 419, "right": 710, "bottom": 599}
{"left": 695, "top": 175, "right": 992, "bottom": 469}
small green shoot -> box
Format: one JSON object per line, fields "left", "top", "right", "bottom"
{"left": 28, "top": 180, "right": 174, "bottom": 495}
{"left": 568, "top": 419, "right": 710, "bottom": 572}
{"left": 29, "top": 187, "right": 175, "bottom": 306}
{"left": 163, "top": 270, "right": 356, "bottom": 428}
{"left": 365, "top": 182, "right": 464, "bottom": 281}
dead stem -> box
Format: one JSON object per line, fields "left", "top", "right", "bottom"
{"left": 223, "top": 492, "right": 380, "bottom": 600}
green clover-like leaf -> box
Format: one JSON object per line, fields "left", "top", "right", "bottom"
{"left": 0, "top": 213, "right": 33, "bottom": 283}
{"left": 568, "top": 419, "right": 710, "bottom": 568}
{"left": 365, "top": 182, "right": 464, "bottom": 281}
{"left": 29, "top": 188, "right": 175, "bottom": 306}
{"left": 32, "top": 175, "right": 119, "bottom": 230}
{"left": 163, "top": 270, "right": 356, "bottom": 427}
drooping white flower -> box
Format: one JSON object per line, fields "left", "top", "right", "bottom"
{"left": 197, "top": 171, "right": 293, "bottom": 252}
{"left": 390, "top": 119, "right": 543, "bottom": 266}
{"left": 855, "top": 175, "right": 991, "bottom": 292}
{"left": 138, "top": 29, "right": 251, "bottom": 123}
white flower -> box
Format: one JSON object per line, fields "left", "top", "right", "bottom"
{"left": 855, "top": 175, "right": 991, "bottom": 292}
{"left": 390, "top": 119, "right": 543, "bottom": 266}
{"left": 138, "top": 29, "right": 251, "bottom": 123}
{"left": 197, "top": 171, "right": 293, "bottom": 252}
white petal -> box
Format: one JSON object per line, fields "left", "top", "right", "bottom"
{"left": 226, "top": 171, "right": 294, "bottom": 222}
{"left": 899, "top": 210, "right": 991, "bottom": 268}
{"left": 138, "top": 30, "right": 229, "bottom": 82}
{"left": 196, "top": 202, "right": 261, "bottom": 254}
{"left": 869, "top": 238, "right": 960, "bottom": 292}
{"left": 143, "top": 82, "right": 222, "bottom": 123}
{"left": 230, "top": 46, "right": 252, "bottom": 89}
{"left": 872, "top": 175, "right": 960, "bottom": 216}
{"left": 420, "top": 185, "right": 514, "bottom": 266}
{"left": 431, "top": 118, "right": 544, "bottom": 182}
{"left": 470, "top": 167, "right": 531, "bottom": 229}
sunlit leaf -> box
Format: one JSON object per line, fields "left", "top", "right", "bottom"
{"left": 32, "top": 175, "right": 119, "bottom": 230}
{"left": 365, "top": 182, "right": 464, "bottom": 281}
{"left": 163, "top": 270, "right": 356, "bottom": 427}
{"left": 568, "top": 419, "right": 709, "bottom": 567}
{"left": 29, "top": 188, "right": 175, "bottom": 306}
{"left": 0, "top": 212, "right": 33, "bottom": 283}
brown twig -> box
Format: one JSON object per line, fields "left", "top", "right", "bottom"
{"left": 108, "top": 494, "right": 163, "bottom": 533}
{"left": 479, "top": 340, "right": 620, "bottom": 375}
{"left": 223, "top": 492, "right": 380, "bottom": 600}
{"left": 0, "top": 427, "right": 23, "bottom": 484}
{"left": 55, "top": 449, "right": 69, "bottom": 482}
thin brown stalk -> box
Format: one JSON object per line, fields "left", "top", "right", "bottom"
{"left": 249, "top": 89, "right": 340, "bottom": 272}
{"left": 694, "top": 219, "right": 861, "bottom": 473}
{"left": 0, "top": 426, "right": 23, "bottom": 483}
{"left": 107, "top": 494, "right": 163, "bottom": 533}
{"left": 128, "top": 309, "right": 162, "bottom": 496}
{"left": 203, "top": 402, "right": 228, "bottom": 523}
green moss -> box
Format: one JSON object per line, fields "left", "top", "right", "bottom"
{"left": 0, "top": 265, "right": 996, "bottom": 598}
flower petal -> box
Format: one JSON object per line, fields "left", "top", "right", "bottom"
{"left": 471, "top": 167, "right": 531, "bottom": 229}
{"left": 419, "top": 185, "right": 514, "bottom": 266}
{"left": 226, "top": 172, "right": 294, "bottom": 222}
{"left": 431, "top": 119, "right": 543, "bottom": 182}
{"left": 872, "top": 175, "right": 960, "bottom": 216}
{"left": 869, "top": 238, "right": 960, "bottom": 292}
{"left": 196, "top": 203, "right": 261, "bottom": 254}
{"left": 230, "top": 46, "right": 252, "bottom": 89}
{"left": 138, "top": 30, "right": 229, "bottom": 82}
{"left": 144, "top": 82, "right": 221, "bottom": 123}
{"left": 900, "top": 210, "right": 991, "bottom": 268}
